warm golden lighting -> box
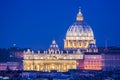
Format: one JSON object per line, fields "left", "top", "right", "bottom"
{"left": 23, "top": 59, "right": 77, "bottom": 72}
{"left": 76, "top": 8, "right": 84, "bottom": 21}
{"left": 64, "top": 9, "right": 96, "bottom": 51}
{"left": 84, "top": 55, "right": 102, "bottom": 70}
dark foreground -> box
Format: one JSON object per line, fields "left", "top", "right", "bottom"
{"left": 0, "top": 70, "right": 120, "bottom": 80}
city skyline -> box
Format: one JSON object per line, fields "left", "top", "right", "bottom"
{"left": 0, "top": 0, "right": 120, "bottom": 49}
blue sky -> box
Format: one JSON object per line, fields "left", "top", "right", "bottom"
{"left": 0, "top": 0, "right": 120, "bottom": 49}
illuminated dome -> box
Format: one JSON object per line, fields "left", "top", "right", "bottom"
{"left": 66, "top": 9, "right": 94, "bottom": 40}
{"left": 49, "top": 40, "right": 59, "bottom": 49}
{"left": 48, "top": 40, "right": 59, "bottom": 53}
{"left": 64, "top": 8, "right": 96, "bottom": 51}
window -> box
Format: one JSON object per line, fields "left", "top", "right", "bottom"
{"left": 84, "top": 42, "right": 86, "bottom": 46}
{"left": 79, "top": 43, "right": 81, "bottom": 46}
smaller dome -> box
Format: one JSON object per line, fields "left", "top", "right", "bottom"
{"left": 49, "top": 40, "right": 59, "bottom": 51}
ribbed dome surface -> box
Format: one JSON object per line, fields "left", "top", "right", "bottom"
{"left": 66, "top": 21, "right": 94, "bottom": 40}
{"left": 66, "top": 9, "right": 94, "bottom": 40}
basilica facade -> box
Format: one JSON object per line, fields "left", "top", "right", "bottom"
{"left": 23, "top": 40, "right": 84, "bottom": 72}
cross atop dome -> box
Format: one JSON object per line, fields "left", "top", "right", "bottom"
{"left": 76, "top": 8, "right": 84, "bottom": 21}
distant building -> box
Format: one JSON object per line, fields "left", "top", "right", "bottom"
{"left": 102, "top": 48, "right": 120, "bottom": 71}
{"left": 0, "top": 63, "right": 7, "bottom": 70}
{"left": 84, "top": 53, "right": 102, "bottom": 70}
{"left": 83, "top": 49, "right": 120, "bottom": 71}
{"left": 0, "top": 62, "right": 19, "bottom": 71}
{"left": 9, "top": 47, "right": 24, "bottom": 58}
{"left": 14, "top": 52, "right": 24, "bottom": 58}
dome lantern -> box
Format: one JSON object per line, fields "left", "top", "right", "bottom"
{"left": 76, "top": 8, "right": 84, "bottom": 21}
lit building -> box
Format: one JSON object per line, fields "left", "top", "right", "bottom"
{"left": 0, "top": 62, "right": 19, "bottom": 71}
{"left": 23, "top": 9, "right": 120, "bottom": 72}
{"left": 64, "top": 9, "right": 96, "bottom": 52}
{"left": 0, "top": 63, "right": 7, "bottom": 70}
{"left": 23, "top": 40, "right": 84, "bottom": 72}
{"left": 23, "top": 9, "right": 99, "bottom": 72}
{"left": 102, "top": 49, "right": 120, "bottom": 71}
{"left": 84, "top": 53, "right": 102, "bottom": 70}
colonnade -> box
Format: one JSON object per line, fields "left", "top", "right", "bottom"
{"left": 24, "top": 60, "right": 77, "bottom": 72}
{"left": 64, "top": 40, "right": 90, "bottom": 49}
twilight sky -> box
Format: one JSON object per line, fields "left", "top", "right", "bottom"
{"left": 0, "top": 0, "right": 120, "bottom": 49}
